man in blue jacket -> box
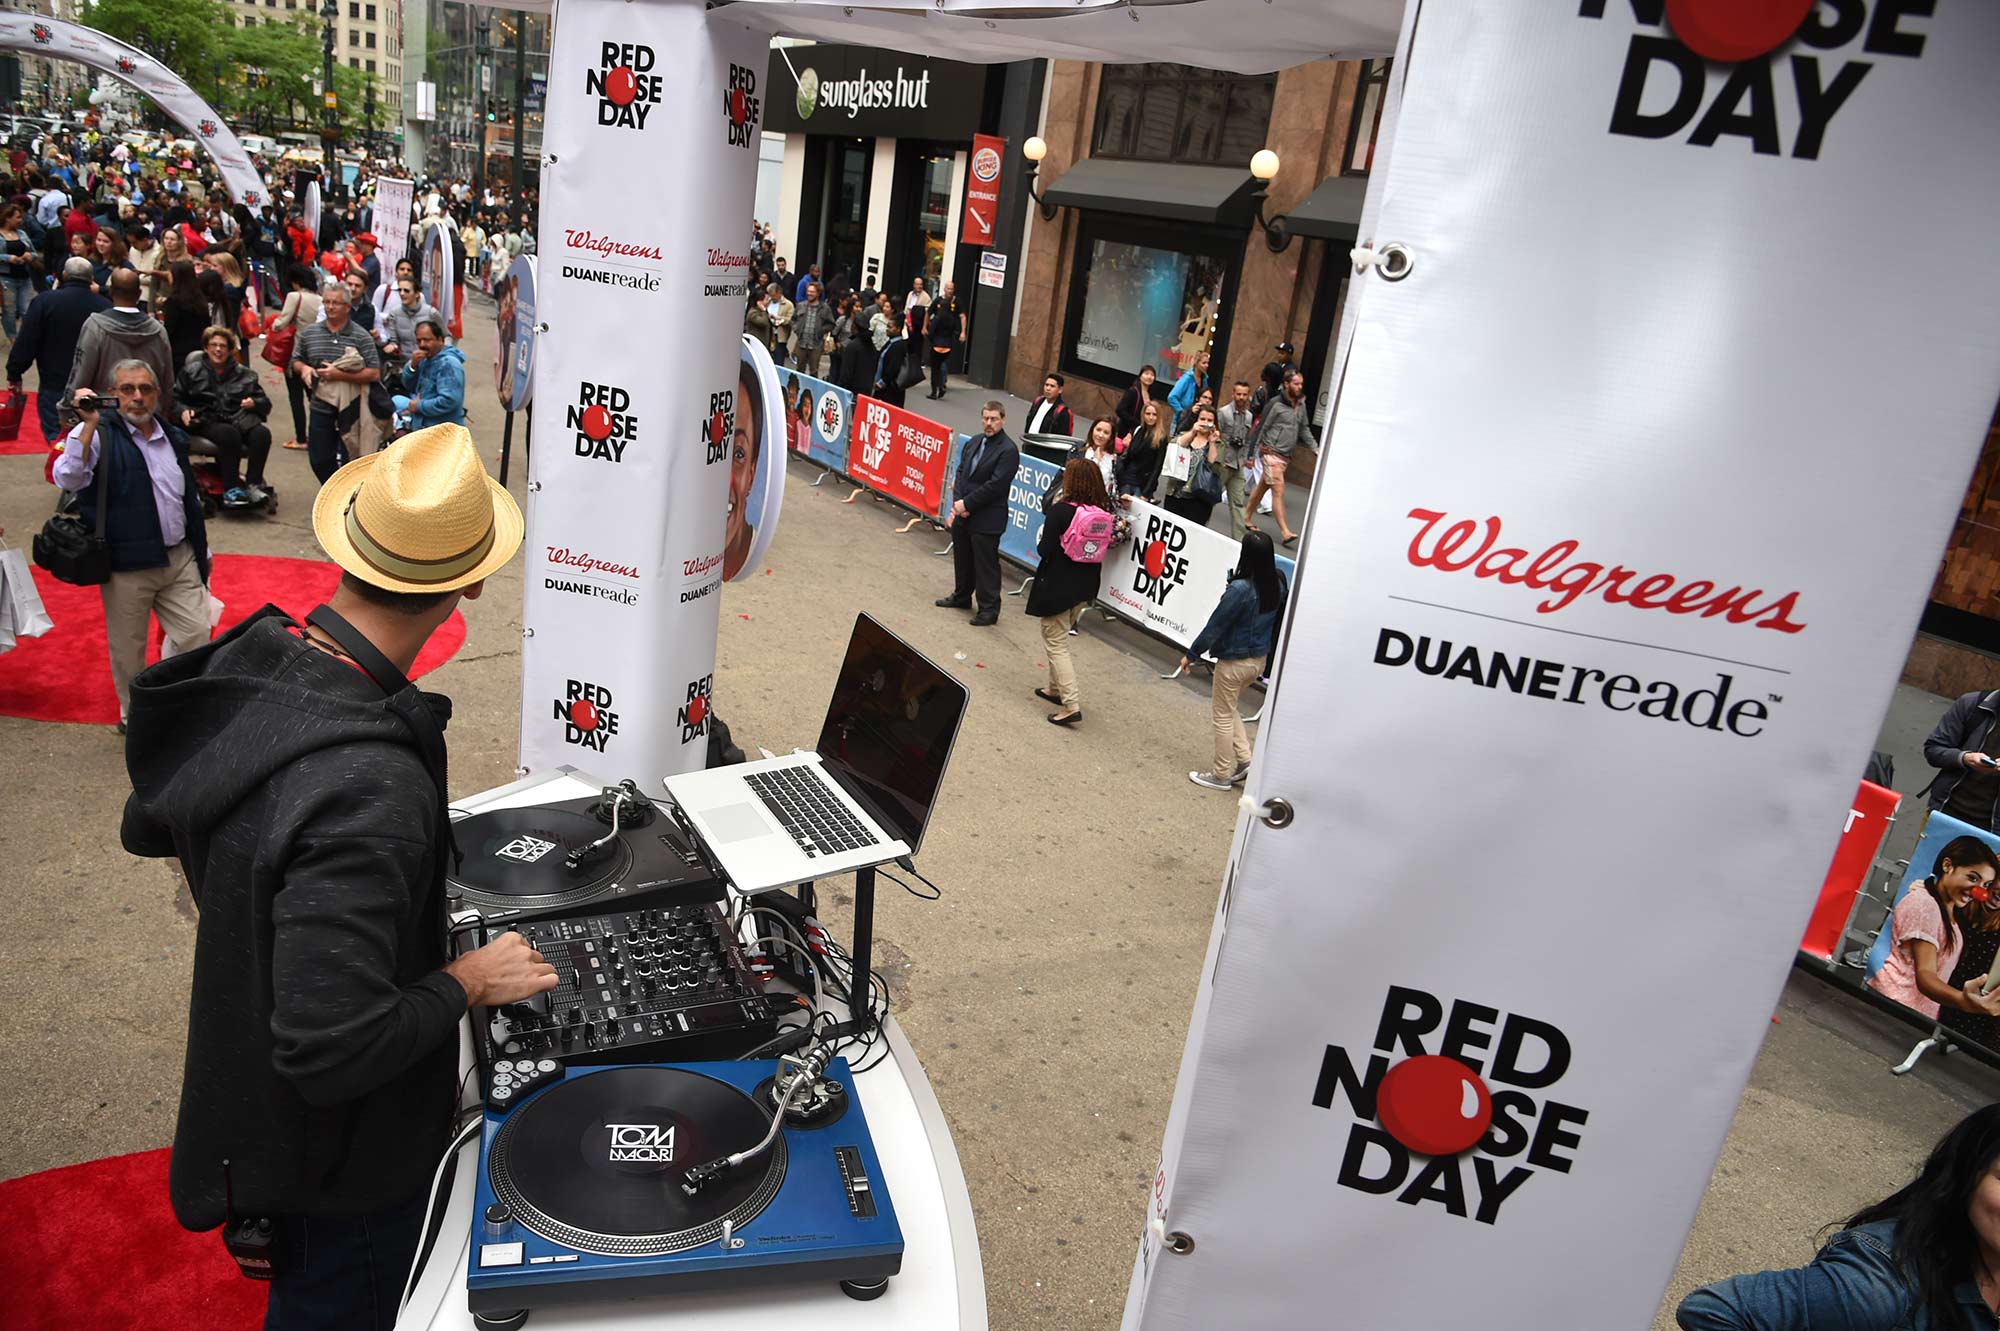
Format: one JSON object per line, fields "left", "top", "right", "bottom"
{"left": 7, "top": 256, "right": 109, "bottom": 440}
{"left": 398, "top": 318, "right": 466, "bottom": 430}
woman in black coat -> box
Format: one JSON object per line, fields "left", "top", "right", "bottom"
{"left": 1026, "top": 458, "right": 1114, "bottom": 727}
{"left": 176, "top": 325, "right": 274, "bottom": 498}
{"left": 1115, "top": 364, "right": 1159, "bottom": 438}
{"left": 923, "top": 292, "right": 961, "bottom": 400}
{"left": 872, "top": 330, "right": 912, "bottom": 408}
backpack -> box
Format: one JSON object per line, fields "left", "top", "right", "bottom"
{"left": 1060, "top": 505, "right": 1117, "bottom": 563}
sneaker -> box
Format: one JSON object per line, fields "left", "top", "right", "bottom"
{"left": 1188, "top": 771, "right": 1233, "bottom": 790}
{"left": 223, "top": 485, "right": 252, "bottom": 505}
{"left": 1230, "top": 763, "right": 1250, "bottom": 786}
{"left": 282, "top": 438, "right": 307, "bottom": 450}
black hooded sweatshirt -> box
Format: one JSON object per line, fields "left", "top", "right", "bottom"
{"left": 121, "top": 610, "right": 466, "bottom": 1231}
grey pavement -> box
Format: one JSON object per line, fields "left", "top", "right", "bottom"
{"left": 2, "top": 295, "right": 1993, "bottom": 1329}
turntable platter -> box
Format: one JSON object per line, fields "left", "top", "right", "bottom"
{"left": 451, "top": 808, "right": 636, "bottom": 910}
{"left": 490, "top": 1067, "right": 785, "bottom": 1255}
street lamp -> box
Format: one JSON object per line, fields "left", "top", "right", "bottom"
{"left": 1248, "top": 148, "right": 1291, "bottom": 253}
{"left": 1022, "top": 135, "right": 1057, "bottom": 222}
{"left": 472, "top": 10, "right": 490, "bottom": 202}
{"left": 320, "top": 0, "right": 339, "bottom": 181}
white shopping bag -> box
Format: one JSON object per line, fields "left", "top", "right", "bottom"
{"left": 0, "top": 539, "right": 52, "bottom": 638}
{"left": 1161, "top": 441, "right": 1194, "bottom": 484}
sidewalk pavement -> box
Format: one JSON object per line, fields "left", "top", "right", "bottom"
{"left": 919, "top": 372, "right": 1315, "bottom": 544}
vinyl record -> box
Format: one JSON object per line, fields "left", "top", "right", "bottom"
{"left": 490, "top": 1067, "right": 785, "bottom": 1255}
{"left": 449, "top": 807, "right": 634, "bottom": 909}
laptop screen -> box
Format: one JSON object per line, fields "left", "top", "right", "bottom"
{"left": 814, "top": 614, "right": 968, "bottom": 855}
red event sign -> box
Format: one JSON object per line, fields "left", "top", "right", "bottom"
{"left": 850, "top": 395, "right": 954, "bottom": 516}
{"left": 960, "top": 133, "right": 1004, "bottom": 248}
{"left": 1799, "top": 778, "right": 1900, "bottom": 962}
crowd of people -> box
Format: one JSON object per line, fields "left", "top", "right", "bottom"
{"left": 6, "top": 123, "right": 535, "bottom": 731}
{"left": 743, "top": 220, "right": 967, "bottom": 407}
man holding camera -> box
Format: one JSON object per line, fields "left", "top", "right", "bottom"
{"left": 51, "top": 360, "right": 210, "bottom": 733}
{"left": 1924, "top": 691, "right": 2000, "bottom": 831}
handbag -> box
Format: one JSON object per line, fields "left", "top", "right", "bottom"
{"left": 368, "top": 380, "right": 396, "bottom": 421}
{"left": 260, "top": 320, "right": 296, "bottom": 368}
{"left": 0, "top": 383, "right": 24, "bottom": 443}
{"left": 897, "top": 345, "right": 924, "bottom": 391}
{"left": 1161, "top": 440, "right": 1194, "bottom": 484}
{"left": 1189, "top": 449, "right": 1224, "bottom": 504}
{"left": 237, "top": 300, "right": 260, "bottom": 343}
{"left": 33, "top": 471, "right": 111, "bottom": 587}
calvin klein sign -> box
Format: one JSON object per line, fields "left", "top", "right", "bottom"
{"left": 765, "top": 44, "right": 986, "bottom": 139}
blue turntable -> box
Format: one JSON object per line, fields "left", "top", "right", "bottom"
{"left": 466, "top": 1057, "right": 903, "bottom": 1324}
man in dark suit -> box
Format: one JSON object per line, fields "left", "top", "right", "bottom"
{"left": 936, "top": 400, "right": 1020, "bottom": 626}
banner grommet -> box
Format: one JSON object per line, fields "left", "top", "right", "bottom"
{"left": 1257, "top": 797, "right": 1294, "bottom": 829}
{"left": 1164, "top": 1231, "right": 1194, "bottom": 1255}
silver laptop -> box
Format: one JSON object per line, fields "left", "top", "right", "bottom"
{"left": 663, "top": 613, "right": 969, "bottom": 895}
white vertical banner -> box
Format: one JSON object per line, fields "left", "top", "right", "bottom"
{"left": 373, "top": 176, "right": 415, "bottom": 275}
{"left": 519, "top": 0, "right": 764, "bottom": 784}
{"left": 1127, "top": 5, "right": 2000, "bottom": 1331}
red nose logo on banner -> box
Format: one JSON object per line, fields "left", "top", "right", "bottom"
{"left": 569, "top": 699, "right": 600, "bottom": 732}
{"left": 729, "top": 88, "right": 748, "bottom": 126}
{"left": 1665, "top": 0, "right": 1814, "bottom": 62}
{"left": 604, "top": 67, "right": 638, "bottom": 107}
{"left": 1143, "top": 540, "right": 1167, "bottom": 579}
{"left": 580, "top": 405, "right": 615, "bottom": 442}
{"left": 1376, "top": 1055, "right": 1493, "bottom": 1157}
{"left": 685, "top": 694, "right": 707, "bottom": 726}
{"left": 709, "top": 409, "right": 727, "bottom": 445}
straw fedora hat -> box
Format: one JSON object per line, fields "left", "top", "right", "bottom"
{"left": 312, "top": 423, "right": 523, "bottom": 594}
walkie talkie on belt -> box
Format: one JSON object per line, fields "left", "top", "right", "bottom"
{"left": 220, "top": 1158, "right": 282, "bottom": 1280}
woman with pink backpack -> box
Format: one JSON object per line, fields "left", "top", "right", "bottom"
{"left": 1027, "top": 458, "right": 1118, "bottom": 727}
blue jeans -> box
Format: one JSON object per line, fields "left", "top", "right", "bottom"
{"left": 306, "top": 407, "right": 348, "bottom": 484}
{"left": 34, "top": 375, "right": 59, "bottom": 442}
{"left": 263, "top": 1190, "right": 428, "bottom": 1331}
{"left": 1, "top": 274, "right": 31, "bottom": 339}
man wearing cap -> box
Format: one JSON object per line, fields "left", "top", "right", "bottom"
{"left": 354, "top": 232, "right": 382, "bottom": 299}
{"left": 121, "top": 424, "right": 556, "bottom": 1331}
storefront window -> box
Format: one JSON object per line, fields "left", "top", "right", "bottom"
{"left": 1344, "top": 60, "right": 1391, "bottom": 176}
{"left": 1092, "top": 63, "right": 1276, "bottom": 168}
{"left": 1061, "top": 214, "right": 1240, "bottom": 390}
{"left": 916, "top": 153, "right": 953, "bottom": 287}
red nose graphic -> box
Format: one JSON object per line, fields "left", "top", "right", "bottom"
{"left": 1666, "top": 0, "right": 1814, "bottom": 63}
{"left": 1143, "top": 540, "right": 1167, "bottom": 579}
{"left": 580, "top": 404, "right": 614, "bottom": 442}
{"left": 710, "top": 409, "right": 727, "bottom": 443}
{"left": 604, "top": 66, "right": 638, "bottom": 107}
{"left": 569, "top": 699, "right": 599, "bottom": 731}
{"left": 1975, "top": 887, "right": 1992, "bottom": 906}
{"left": 1376, "top": 1056, "right": 1493, "bottom": 1158}
{"left": 685, "top": 694, "right": 707, "bottom": 725}
{"left": 729, "top": 88, "right": 747, "bottom": 126}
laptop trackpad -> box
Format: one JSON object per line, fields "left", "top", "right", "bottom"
{"left": 705, "top": 802, "right": 773, "bottom": 843}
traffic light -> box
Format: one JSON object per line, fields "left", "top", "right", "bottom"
{"left": 485, "top": 98, "right": 496, "bottom": 123}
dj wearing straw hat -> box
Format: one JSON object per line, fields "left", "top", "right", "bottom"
{"left": 120, "top": 424, "right": 559, "bottom": 1330}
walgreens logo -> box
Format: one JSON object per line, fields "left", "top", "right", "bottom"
{"left": 563, "top": 229, "right": 662, "bottom": 263}
{"left": 1403, "top": 508, "right": 1806, "bottom": 635}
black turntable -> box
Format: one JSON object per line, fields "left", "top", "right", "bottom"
{"left": 449, "top": 781, "right": 725, "bottom": 922}
{"left": 467, "top": 1060, "right": 903, "bottom": 1320}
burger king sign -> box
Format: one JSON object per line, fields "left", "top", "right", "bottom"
{"left": 961, "top": 132, "right": 1007, "bottom": 247}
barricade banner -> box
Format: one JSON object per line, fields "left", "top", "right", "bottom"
{"left": 1093, "top": 496, "right": 1294, "bottom": 649}
{"left": 1799, "top": 779, "right": 1900, "bottom": 963}
{"left": 1001, "top": 452, "right": 1062, "bottom": 568}
{"left": 1861, "top": 811, "right": 1994, "bottom": 984}
{"left": 373, "top": 176, "right": 415, "bottom": 277}
{"left": 518, "top": 0, "right": 765, "bottom": 783}
{"left": 776, "top": 366, "right": 850, "bottom": 472}
{"left": 1126, "top": 5, "right": 2000, "bottom": 1331}
{"left": 727, "top": 334, "right": 786, "bottom": 580}
{"left": 495, "top": 255, "right": 536, "bottom": 411}
{"left": 850, "top": 394, "right": 954, "bottom": 516}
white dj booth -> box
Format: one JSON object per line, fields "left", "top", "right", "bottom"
{"left": 395, "top": 768, "right": 987, "bottom": 1331}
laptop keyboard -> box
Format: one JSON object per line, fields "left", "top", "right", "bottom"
{"left": 744, "top": 767, "right": 878, "bottom": 859}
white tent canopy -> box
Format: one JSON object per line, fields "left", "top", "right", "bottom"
{"left": 472, "top": 0, "right": 1405, "bottom": 70}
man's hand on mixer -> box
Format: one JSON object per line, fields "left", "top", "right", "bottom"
{"left": 447, "top": 931, "right": 560, "bottom": 1009}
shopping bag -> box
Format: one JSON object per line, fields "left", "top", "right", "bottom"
{"left": 0, "top": 384, "right": 25, "bottom": 443}
{"left": 1161, "top": 441, "right": 1194, "bottom": 485}
{"left": 0, "top": 540, "right": 54, "bottom": 637}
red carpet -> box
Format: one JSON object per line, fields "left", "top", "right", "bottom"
{"left": 0, "top": 554, "right": 467, "bottom": 725}
{"left": 0, "top": 390, "right": 53, "bottom": 456}
{"left": 0, "top": 1148, "right": 266, "bottom": 1330}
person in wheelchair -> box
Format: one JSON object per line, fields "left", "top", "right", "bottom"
{"left": 176, "top": 325, "right": 274, "bottom": 508}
